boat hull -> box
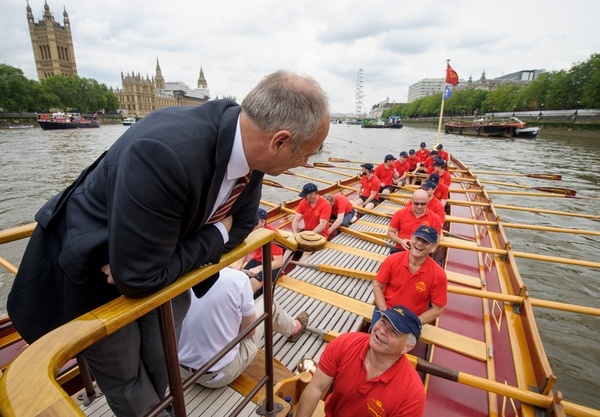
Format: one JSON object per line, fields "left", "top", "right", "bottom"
{"left": 38, "top": 121, "right": 100, "bottom": 130}
{"left": 445, "top": 123, "right": 516, "bottom": 137}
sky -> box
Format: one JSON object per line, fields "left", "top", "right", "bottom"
{"left": 2, "top": 0, "right": 599, "bottom": 114}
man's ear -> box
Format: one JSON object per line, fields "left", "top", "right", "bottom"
{"left": 269, "top": 130, "right": 292, "bottom": 152}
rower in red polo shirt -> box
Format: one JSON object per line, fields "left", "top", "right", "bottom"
{"left": 436, "top": 143, "right": 450, "bottom": 161}
{"left": 422, "top": 149, "right": 439, "bottom": 175}
{"left": 393, "top": 151, "right": 410, "bottom": 185}
{"left": 323, "top": 193, "right": 355, "bottom": 236}
{"left": 373, "top": 226, "right": 447, "bottom": 325}
{"left": 352, "top": 163, "right": 381, "bottom": 211}
{"left": 296, "top": 306, "right": 425, "bottom": 417}
{"left": 292, "top": 182, "right": 332, "bottom": 240}
{"left": 406, "top": 149, "right": 421, "bottom": 185}
{"left": 405, "top": 180, "right": 445, "bottom": 223}
{"left": 415, "top": 141, "right": 430, "bottom": 164}
{"left": 374, "top": 154, "right": 397, "bottom": 195}
{"left": 387, "top": 189, "right": 442, "bottom": 254}
{"left": 433, "top": 159, "right": 452, "bottom": 187}
{"left": 428, "top": 173, "right": 449, "bottom": 207}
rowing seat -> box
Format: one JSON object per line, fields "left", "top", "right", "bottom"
{"left": 277, "top": 275, "right": 487, "bottom": 361}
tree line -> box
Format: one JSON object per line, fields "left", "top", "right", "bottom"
{"left": 383, "top": 53, "right": 600, "bottom": 119}
{"left": 0, "top": 64, "right": 119, "bottom": 114}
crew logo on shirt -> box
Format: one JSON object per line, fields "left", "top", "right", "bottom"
{"left": 366, "top": 397, "right": 386, "bottom": 417}
{"left": 415, "top": 281, "right": 427, "bottom": 292}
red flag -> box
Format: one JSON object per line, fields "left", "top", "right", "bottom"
{"left": 446, "top": 63, "right": 459, "bottom": 85}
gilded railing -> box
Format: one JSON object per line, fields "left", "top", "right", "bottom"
{"left": 0, "top": 227, "right": 297, "bottom": 416}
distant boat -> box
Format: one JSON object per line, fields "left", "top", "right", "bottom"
{"left": 361, "top": 118, "right": 387, "bottom": 128}
{"left": 122, "top": 116, "right": 136, "bottom": 126}
{"left": 515, "top": 126, "right": 540, "bottom": 139}
{"left": 37, "top": 112, "right": 100, "bottom": 130}
{"left": 444, "top": 117, "right": 536, "bottom": 138}
{"left": 386, "top": 115, "right": 403, "bottom": 129}
{"left": 8, "top": 124, "right": 34, "bottom": 129}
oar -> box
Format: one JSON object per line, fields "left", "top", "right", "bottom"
{"left": 282, "top": 170, "right": 335, "bottom": 186}
{"left": 312, "top": 162, "right": 362, "bottom": 171}
{"left": 328, "top": 157, "right": 373, "bottom": 164}
{"left": 263, "top": 179, "right": 300, "bottom": 193}
{"left": 451, "top": 169, "right": 562, "bottom": 180}
{"left": 305, "top": 163, "right": 357, "bottom": 178}
{"left": 436, "top": 188, "right": 599, "bottom": 200}
{"left": 451, "top": 177, "right": 577, "bottom": 196}
{"left": 292, "top": 261, "right": 600, "bottom": 317}
{"left": 434, "top": 199, "right": 600, "bottom": 220}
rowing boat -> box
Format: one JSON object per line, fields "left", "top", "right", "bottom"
{"left": 0, "top": 152, "right": 598, "bottom": 417}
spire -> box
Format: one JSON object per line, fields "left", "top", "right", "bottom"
{"left": 155, "top": 57, "right": 165, "bottom": 90}
{"left": 63, "top": 6, "right": 70, "bottom": 26}
{"left": 197, "top": 66, "right": 207, "bottom": 89}
{"left": 43, "top": 0, "right": 53, "bottom": 21}
{"left": 26, "top": 1, "right": 34, "bottom": 23}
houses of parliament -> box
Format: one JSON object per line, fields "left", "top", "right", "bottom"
{"left": 26, "top": 1, "right": 223, "bottom": 117}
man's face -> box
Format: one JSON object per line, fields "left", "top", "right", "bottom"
{"left": 305, "top": 191, "right": 319, "bottom": 204}
{"left": 411, "top": 195, "right": 428, "bottom": 216}
{"left": 422, "top": 187, "right": 434, "bottom": 198}
{"left": 409, "top": 235, "right": 437, "bottom": 259}
{"left": 265, "top": 116, "right": 329, "bottom": 176}
{"left": 370, "top": 315, "right": 413, "bottom": 356}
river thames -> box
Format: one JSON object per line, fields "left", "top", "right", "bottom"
{"left": 0, "top": 122, "right": 598, "bottom": 410}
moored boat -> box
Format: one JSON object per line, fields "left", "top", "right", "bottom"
{"left": 122, "top": 116, "right": 136, "bottom": 126}
{"left": 7, "top": 124, "right": 34, "bottom": 129}
{"left": 515, "top": 126, "right": 540, "bottom": 138}
{"left": 0, "top": 152, "right": 598, "bottom": 417}
{"left": 37, "top": 112, "right": 100, "bottom": 130}
{"left": 445, "top": 117, "right": 538, "bottom": 138}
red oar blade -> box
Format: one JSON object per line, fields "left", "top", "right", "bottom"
{"left": 533, "top": 187, "right": 576, "bottom": 196}
{"left": 526, "top": 173, "right": 562, "bottom": 180}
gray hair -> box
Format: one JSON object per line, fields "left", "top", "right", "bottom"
{"left": 323, "top": 194, "right": 335, "bottom": 204}
{"left": 241, "top": 71, "right": 329, "bottom": 151}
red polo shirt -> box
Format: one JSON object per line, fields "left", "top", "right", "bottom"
{"left": 389, "top": 207, "right": 442, "bottom": 249}
{"left": 330, "top": 193, "right": 354, "bottom": 217}
{"left": 376, "top": 251, "right": 448, "bottom": 315}
{"left": 297, "top": 196, "right": 331, "bottom": 239}
{"left": 252, "top": 224, "right": 284, "bottom": 262}
{"left": 374, "top": 163, "right": 395, "bottom": 186}
{"left": 434, "top": 182, "right": 449, "bottom": 201}
{"left": 393, "top": 160, "right": 410, "bottom": 177}
{"left": 416, "top": 148, "right": 430, "bottom": 161}
{"left": 319, "top": 332, "right": 425, "bottom": 417}
{"left": 360, "top": 175, "right": 380, "bottom": 200}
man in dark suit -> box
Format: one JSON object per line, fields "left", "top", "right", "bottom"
{"left": 7, "top": 70, "right": 330, "bottom": 416}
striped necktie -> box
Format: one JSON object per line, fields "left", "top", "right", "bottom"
{"left": 207, "top": 171, "right": 252, "bottom": 224}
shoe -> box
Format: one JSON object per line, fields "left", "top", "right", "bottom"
{"left": 287, "top": 311, "right": 309, "bottom": 343}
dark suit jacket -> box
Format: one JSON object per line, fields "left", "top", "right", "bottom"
{"left": 8, "top": 100, "right": 264, "bottom": 343}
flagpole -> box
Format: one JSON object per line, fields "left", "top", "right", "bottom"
{"left": 435, "top": 59, "right": 450, "bottom": 146}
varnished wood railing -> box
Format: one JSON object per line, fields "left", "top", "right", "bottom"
{"left": 0, "top": 227, "right": 297, "bottom": 416}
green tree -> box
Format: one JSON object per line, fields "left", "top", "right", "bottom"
{"left": 0, "top": 64, "right": 34, "bottom": 112}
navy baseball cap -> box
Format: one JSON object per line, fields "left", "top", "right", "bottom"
{"left": 428, "top": 173, "right": 440, "bottom": 183}
{"left": 437, "top": 144, "right": 443, "bottom": 149}
{"left": 409, "top": 149, "right": 416, "bottom": 155}
{"left": 385, "top": 154, "right": 396, "bottom": 161}
{"left": 378, "top": 306, "right": 422, "bottom": 340}
{"left": 299, "top": 183, "right": 318, "bottom": 197}
{"left": 420, "top": 142, "right": 426, "bottom": 147}
{"left": 361, "top": 163, "right": 375, "bottom": 171}
{"left": 421, "top": 180, "right": 438, "bottom": 190}
{"left": 430, "top": 150, "right": 438, "bottom": 155}
{"left": 412, "top": 225, "right": 438, "bottom": 243}
{"left": 257, "top": 208, "right": 268, "bottom": 220}
{"left": 399, "top": 151, "right": 408, "bottom": 158}
{"left": 433, "top": 159, "right": 446, "bottom": 167}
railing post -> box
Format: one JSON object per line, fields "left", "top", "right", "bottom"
{"left": 76, "top": 355, "right": 102, "bottom": 406}
{"left": 157, "top": 301, "right": 186, "bottom": 417}
{"left": 256, "top": 241, "right": 283, "bottom": 416}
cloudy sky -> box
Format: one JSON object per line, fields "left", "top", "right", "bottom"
{"left": 2, "top": 0, "right": 599, "bottom": 114}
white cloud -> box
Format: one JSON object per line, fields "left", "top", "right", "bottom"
{"left": 2, "top": 0, "right": 599, "bottom": 113}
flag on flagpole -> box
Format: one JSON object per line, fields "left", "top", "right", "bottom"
{"left": 443, "top": 85, "right": 453, "bottom": 100}
{"left": 446, "top": 63, "right": 459, "bottom": 85}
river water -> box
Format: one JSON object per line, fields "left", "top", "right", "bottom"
{"left": 0, "top": 123, "right": 599, "bottom": 409}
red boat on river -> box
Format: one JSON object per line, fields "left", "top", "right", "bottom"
{"left": 37, "top": 112, "right": 100, "bottom": 130}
